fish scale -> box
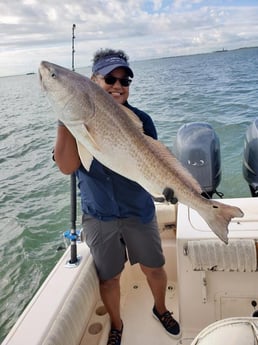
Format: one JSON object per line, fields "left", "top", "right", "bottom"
{"left": 39, "top": 60, "right": 244, "bottom": 244}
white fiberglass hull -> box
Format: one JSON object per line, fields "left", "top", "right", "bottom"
{"left": 3, "top": 198, "right": 258, "bottom": 345}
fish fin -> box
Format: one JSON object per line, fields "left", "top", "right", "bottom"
{"left": 199, "top": 200, "right": 244, "bottom": 244}
{"left": 81, "top": 123, "right": 100, "bottom": 150}
{"left": 77, "top": 140, "right": 94, "bottom": 171}
{"left": 119, "top": 105, "right": 144, "bottom": 132}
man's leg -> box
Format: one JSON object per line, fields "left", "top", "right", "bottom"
{"left": 140, "top": 264, "right": 167, "bottom": 313}
{"left": 140, "top": 264, "right": 181, "bottom": 338}
{"left": 99, "top": 273, "right": 123, "bottom": 330}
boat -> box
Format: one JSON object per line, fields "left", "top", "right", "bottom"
{"left": 2, "top": 119, "right": 258, "bottom": 345}
{"left": 214, "top": 48, "right": 228, "bottom": 53}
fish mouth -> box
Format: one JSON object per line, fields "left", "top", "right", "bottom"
{"left": 38, "top": 61, "right": 47, "bottom": 90}
{"left": 38, "top": 70, "right": 44, "bottom": 90}
{"left": 38, "top": 68, "right": 42, "bottom": 84}
{"left": 38, "top": 68, "right": 46, "bottom": 91}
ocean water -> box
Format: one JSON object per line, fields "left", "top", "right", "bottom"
{"left": 1, "top": 47, "right": 258, "bottom": 341}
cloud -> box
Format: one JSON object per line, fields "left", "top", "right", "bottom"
{"left": 0, "top": 0, "right": 258, "bottom": 76}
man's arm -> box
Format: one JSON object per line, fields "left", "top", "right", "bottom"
{"left": 54, "top": 125, "right": 81, "bottom": 174}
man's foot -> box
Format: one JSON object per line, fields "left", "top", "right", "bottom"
{"left": 152, "top": 306, "right": 181, "bottom": 338}
{"left": 107, "top": 322, "right": 123, "bottom": 345}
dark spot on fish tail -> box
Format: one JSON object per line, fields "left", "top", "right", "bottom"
{"left": 212, "top": 205, "right": 219, "bottom": 209}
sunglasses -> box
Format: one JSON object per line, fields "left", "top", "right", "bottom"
{"left": 103, "top": 75, "right": 132, "bottom": 87}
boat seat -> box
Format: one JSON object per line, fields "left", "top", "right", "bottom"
{"left": 42, "top": 246, "right": 100, "bottom": 345}
{"left": 186, "top": 239, "right": 257, "bottom": 272}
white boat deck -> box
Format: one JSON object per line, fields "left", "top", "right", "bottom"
{"left": 79, "top": 225, "right": 194, "bottom": 345}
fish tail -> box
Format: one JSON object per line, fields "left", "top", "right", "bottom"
{"left": 199, "top": 200, "right": 244, "bottom": 244}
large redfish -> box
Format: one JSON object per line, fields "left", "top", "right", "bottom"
{"left": 39, "top": 61, "right": 244, "bottom": 243}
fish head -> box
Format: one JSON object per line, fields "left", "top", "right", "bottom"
{"left": 38, "top": 61, "right": 95, "bottom": 125}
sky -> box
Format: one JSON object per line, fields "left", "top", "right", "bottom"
{"left": 1, "top": 0, "right": 258, "bottom": 77}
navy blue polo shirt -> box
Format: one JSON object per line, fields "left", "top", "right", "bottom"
{"left": 76, "top": 102, "right": 157, "bottom": 223}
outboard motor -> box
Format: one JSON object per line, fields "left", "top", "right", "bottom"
{"left": 174, "top": 122, "right": 221, "bottom": 198}
{"left": 243, "top": 118, "right": 258, "bottom": 197}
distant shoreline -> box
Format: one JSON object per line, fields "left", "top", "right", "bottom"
{"left": 152, "top": 45, "right": 258, "bottom": 62}
{"left": 1, "top": 45, "right": 258, "bottom": 79}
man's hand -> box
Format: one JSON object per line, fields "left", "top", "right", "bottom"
{"left": 162, "top": 187, "right": 178, "bottom": 204}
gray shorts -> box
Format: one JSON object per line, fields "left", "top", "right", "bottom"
{"left": 82, "top": 214, "right": 165, "bottom": 281}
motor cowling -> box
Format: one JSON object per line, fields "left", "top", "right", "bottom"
{"left": 174, "top": 122, "right": 221, "bottom": 198}
{"left": 243, "top": 118, "right": 258, "bottom": 197}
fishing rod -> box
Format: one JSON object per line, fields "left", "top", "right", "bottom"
{"left": 67, "top": 23, "right": 79, "bottom": 266}
{"left": 72, "top": 24, "right": 76, "bottom": 72}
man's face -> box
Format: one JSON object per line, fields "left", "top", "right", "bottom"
{"left": 93, "top": 67, "right": 131, "bottom": 105}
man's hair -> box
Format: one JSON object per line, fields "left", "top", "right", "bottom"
{"left": 92, "top": 48, "right": 129, "bottom": 65}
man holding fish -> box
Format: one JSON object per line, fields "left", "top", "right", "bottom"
{"left": 53, "top": 49, "right": 181, "bottom": 344}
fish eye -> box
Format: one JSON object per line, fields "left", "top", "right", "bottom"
{"left": 49, "top": 68, "right": 56, "bottom": 79}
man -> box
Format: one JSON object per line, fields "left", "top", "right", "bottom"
{"left": 54, "top": 48, "right": 180, "bottom": 345}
